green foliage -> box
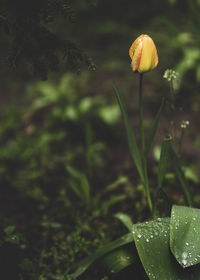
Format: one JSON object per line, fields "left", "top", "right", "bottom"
{"left": 67, "top": 165, "right": 91, "bottom": 207}
{"left": 3, "top": 225, "right": 23, "bottom": 245}
{"left": 1, "top": 1, "right": 200, "bottom": 279}
{"left": 100, "top": 247, "right": 136, "bottom": 274}
{"left": 0, "top": 72, "right": 121, "bottom": 204}
{"left": 27, "top": 73, "right": 119, "bottom": 126}
{"left": 174, "top": 38, "right": 200, "bottom": 90}
{"left": 144, "top": 98, "right": 165, "bottom": 158}
{"left": 114, "top": 213, "right": 133, "bottom": 232}
{"left": 170, "top": 205, "right": 200, "bottom": 268}
{"left": 39, "top": 229, "right": 100, "bottom": 278}
{"left": 71, "top": 233, "right": 134, "bottom": 279}
{"left": 157, "top": 135, "right": 171, "bottom": 189}
{"left": 169, "top": 143, "right": 193, "bottom": 206}
{"left": 113, "top": 82, "right": 144, "bottom": 183}
{"left": 133, "top": 212, "right": 200, "bottom": 279}
{"left": 0, "top": 71, "right": 132, "bottom": 279}
{"left": 113, "top": 79, "right": 193, "bottom": 214}
{"left": 73, "top": 206, "right": 200, "bottom": 279}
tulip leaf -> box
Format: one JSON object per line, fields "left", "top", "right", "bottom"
{"left": 170, "top": 205, "right": 200, "bottom": 268}
{"left": 113, "top": 82, "right": 144, "bottom": 182}
{"left": 70, "top": 233, "right": 134, "bottom": 279}
{"left": 133, "top": 217, "right": 200, "bottom": 280}
{"left": 100, "top": 247, "right": 137, "bottom": 273}
{"left": 157, "top": 135, "right": 171, "bottom": 189}
{"left": 145, "top": 97, "right": 165, "bottom": 158}
{"left": 169, "top": 144, "right": 193, "bottom": 206}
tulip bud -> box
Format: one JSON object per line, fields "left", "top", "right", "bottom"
{"left": 129, "top": 34, "right": 158, "bottom": 73}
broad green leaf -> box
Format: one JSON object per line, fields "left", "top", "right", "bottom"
{"left": 114, "top": 212, "right": 133, "bottom": 232}
{"left": 100, "top": 247, "right": 137, "bottom": 273}
{"left": 145, "top": 98, "right": 165, "bottom": 158}
{"left": 170, "top": 205, "right": 200, "bottom": 268}
{"left": 157, "top": 135, "right": 171, "bottom": 189}
{"left": 70, "top": 233, "right": 134, "bottom": 279}
{"left": 113, "top": 82, "right": 144, "bottom": 182}
{"left": 133, "top": 218, "right": 200, "bottom": 280}
{"left": 169, "top": 144, "right": 193, "bottom": 206}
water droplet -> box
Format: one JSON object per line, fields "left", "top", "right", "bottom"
{"left": 182, "top": 259, "right": 187, "bottom": 266}
{"left": 146, "top": 238, "right": 149, "bottom": 242}
{"left": 182, "top": 252, "right": 188, "bottom": 259}
{"left": 137, "top": 234, "right": 142, "bottom": 238}
{"left": 186, "top": 242, "right": 189, "bottom": 246}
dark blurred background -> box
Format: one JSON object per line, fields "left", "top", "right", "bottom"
{"left": 0, "top": 0, "right": 200, "bottom": 279}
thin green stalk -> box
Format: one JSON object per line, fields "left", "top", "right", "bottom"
{"left": 138, "top": 74, "right": 152, "bottom": 212}
{"left": 143, "top": 159, "right": 152, "bottom": 212}
{"left": 139, "top": 74, "right": 145, "bottom": 155}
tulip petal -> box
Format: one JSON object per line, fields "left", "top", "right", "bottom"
{"left": 131, "top": 38, "right": 143, "bottom": 72}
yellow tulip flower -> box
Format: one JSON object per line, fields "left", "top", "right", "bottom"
{"left": 129, "top": 34, "right": 158, "bottom": 73}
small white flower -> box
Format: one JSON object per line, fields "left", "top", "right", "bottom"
{"left": 163, "top": 69, "right": 179, "bottom": 82}
{"left": 181, "top": 120, "right": 190, "bottom": 129}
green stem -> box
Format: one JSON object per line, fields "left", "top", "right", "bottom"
{"left": 139, "top": 74, "right": 145, "bottom": 155}
{"left": 138, "top": 73, "right": 153, "bottom": 213}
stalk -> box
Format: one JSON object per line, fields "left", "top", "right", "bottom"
{"left": 138, "top": 74, "right": 152, "bottom": 212}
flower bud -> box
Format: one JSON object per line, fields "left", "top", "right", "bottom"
{"left": 129, "top": 34, "right": 158, "bottom": 73}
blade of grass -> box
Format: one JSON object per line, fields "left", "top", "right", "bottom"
{"left": 67, "top": 166, "right": 91, "bottom": 206}
{"left": 100, "top": 247, "right": 137, "bottom": 273}
{"left": 169, "top": 144, "right": 193, "bottom": 207}
{"left": 70, "top": 233, "right": 134, "bottom": 279}
{"left": 152, "top": 136, "right": 171, "bottom": 218}
{"left": 113, "top": 82, "right": 144, "bottom": 182}
{"left": 157, "top": 135, "right": 171, "bottom": 189}
{"left": 144, "top": 97, "right": 165, "bottom": 158}
{"left": 105, "top": 176, "right": 128, "bottom": 192}
{"left": 114, "top": 212, "right": 133, "bottom": 232}
{"left": 101, "top": 194, "right": 126, "bottom": 214}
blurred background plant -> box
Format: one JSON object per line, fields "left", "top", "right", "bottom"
{"left": 0, "top": 0, "right": 200, "bottom": 279}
